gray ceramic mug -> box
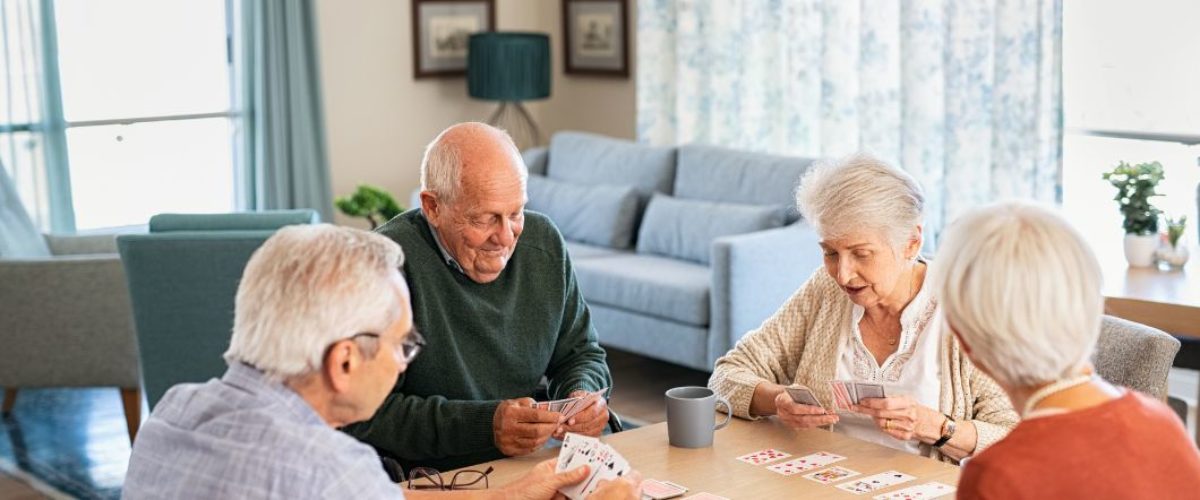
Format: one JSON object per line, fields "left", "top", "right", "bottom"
{"left": 665, "top": 386, "right": 732, "bottom": 448}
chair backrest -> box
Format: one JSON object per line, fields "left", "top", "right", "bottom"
{"left": 118, "top": 210, "right": 318, "bottom": 409}
{"left": 1093, "top": 315, "right": 1180, "bottom": 400}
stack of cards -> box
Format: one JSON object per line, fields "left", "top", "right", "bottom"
{"left": 829, "top": 380, "right": 887, "bottom": 409}
{"left": 784, "top": 386, "right": 822, "bottom": 407}
{"left": 535, "top": 387, "right": 610, "bottom": 420}
{"left": 555, "top": 433, "right": 631, "bottom": 499}
{"left": 764, "top": 452, "right": 846, "bottom": 476}
{"left": 835, "top": 471, "right": 916, "bottom": 495}
{"left": 871, "top": 482, "right": 955, "bottom": 499}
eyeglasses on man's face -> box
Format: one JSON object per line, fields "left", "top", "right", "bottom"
{"left": 349, "top": 328, "right": 425, "bottom": 364}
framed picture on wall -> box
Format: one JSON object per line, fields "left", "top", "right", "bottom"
{"left": 412, "top": 0, "right": 495, "bottom": 78}
{"left": 562, "top": 0, "right": 629, "bottom": 77}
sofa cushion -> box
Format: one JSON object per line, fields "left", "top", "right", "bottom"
{"left": 636, "top": 194, "right": 785, "bottom": 265}
{"left": 573, "top": 253, "right": 710, "bottom": 326}
{"left": 565, "top": 241, "right": 629, "bottom": 260}
{"left": 547, "top": 132, "right": 676, "bottom": 199}
{"left": 526, "top": 175, "right": 640, "bottom": 249}
{"left": 675, "top": 144, "right": 816, "bottom": 222}
{"left": 523, "top": 147, "right": 549, "bottom": 176}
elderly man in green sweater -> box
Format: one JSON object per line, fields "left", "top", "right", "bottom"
{"left": 345, "top": 122, "right": 613, "bottom": 472}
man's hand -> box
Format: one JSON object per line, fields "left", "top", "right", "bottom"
{"left": 773, "top": 391, "right": 838, "bottom": 429}
{"left": 499, "top": 458, "right": 589, "bottom": 500}
{"left": 587, "top": 471, "right": 642, "bottom": 499}
{"left": 552, "top": 390, "right": 609, "bottom": 440}
{"left": 494, "top": 398, "right": 562, "bottom": 456}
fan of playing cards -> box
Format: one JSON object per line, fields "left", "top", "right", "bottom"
{"left": 555, "top": 433, "right": 632, "bottom": 500}
{"left": 785, "top": 381, "right": 887, "bottom": 410}
{"left": 534, "top": 387, "right": 610, "bottom": 419}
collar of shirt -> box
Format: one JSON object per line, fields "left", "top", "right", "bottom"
{"left": 221, "top": 362, "right": 327, "bottom": 427}
{"left": 424, "top": 214, "right": 466, "bottom": 275}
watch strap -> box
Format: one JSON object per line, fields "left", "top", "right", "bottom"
{"left": 932, "top": 415, "right": 956, "bottom": 448}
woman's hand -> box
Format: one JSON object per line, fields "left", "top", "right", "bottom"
{"left": 773, "top": 391, "right": 838, "bottom": 429}
{"left": 852, "top": 395, "right": 941, "bottom": 442}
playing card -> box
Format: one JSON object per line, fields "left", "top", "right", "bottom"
{"left": 802, "top": 465, "right": 861, "bottom": 484}
{"left": 582, "top": 449, "right": 630, "bottom": 497}
{"left": 681, "top": 494, "right": 730, "bottom": 500}
{"left": 835, "top": 471, "right": 916, "bottom": 495}
{"left": 785, "top": 386, "right": 821, "bottom": 406}
{"left": 844, "top": 380, "right": 859, "bottom": 404}
{"left": 563, "top": 387, "right": 611, "bottom": 420}
{"left": 557, "top": 433, "right": 599, "bottom": 472}
{"left": 641, "top": 479, "right": 688, "bottom": 500}
{"left": 871, "top": 482, "right": 955, "bottom": 499}
{"left": 734, "top": 448, "right": 791, "bottom": 465}
{"left": 854, "top": 382, "right": 887, "bottom": 401}
{"left": 765, "top": 451, "right": 845, "bottom": 475}
{"left": 830, "top": 381, "right": 852, "bottom": 409}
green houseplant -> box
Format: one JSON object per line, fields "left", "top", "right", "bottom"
{"left": 1102, "top": 161, "right": 1165, "bottom": 267}
{"left": 1157, "top": 215, "right": 1189, "bottom": 267}
{"left": 335, "top": 185, "right": 403, "bottom": 229}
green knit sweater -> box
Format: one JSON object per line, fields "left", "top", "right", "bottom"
{"left": 344, "top": 209, "right": 612, "bottom": 471}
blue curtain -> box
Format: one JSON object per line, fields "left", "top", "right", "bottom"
{"left": 638, "top": 0, "right": 1063, "bottom": 243}
{"left": 0, "top": 159, "right": 49, "bottom": 257}
{"left": 238, "top": 0, "right": 333, "bottom": 222}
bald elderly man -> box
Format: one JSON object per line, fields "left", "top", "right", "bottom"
{"left": 345, "top": 123, "right": 613, "bottom": 471}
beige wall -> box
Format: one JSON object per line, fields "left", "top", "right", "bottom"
{"left": 316, "top": 0, "right": 636, "bottom": 227}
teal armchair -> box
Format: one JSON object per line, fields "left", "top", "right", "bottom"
{"left": 117, "top": 210, "right": 318, "bottom": 409}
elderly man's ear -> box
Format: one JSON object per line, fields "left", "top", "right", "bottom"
{"left": 324, "top": 341, "right": 362, "bottom": 394}
{"left": 419, "top": 191, "right": 442, "bottom": 227}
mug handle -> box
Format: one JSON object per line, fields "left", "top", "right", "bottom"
{"left": 714, "top": 395, "right": 732, "bottom": 431}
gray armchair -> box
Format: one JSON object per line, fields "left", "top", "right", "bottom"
{"left": 0, "top": 233, "right": 141, "bottom": 443}
{"left": 1094, "top": 315, "right": 1180, "bottom": 401}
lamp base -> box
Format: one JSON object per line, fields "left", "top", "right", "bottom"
{"left": 487, "top": 101, "right": 541, "bottom": 151}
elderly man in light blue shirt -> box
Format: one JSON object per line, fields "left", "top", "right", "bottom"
{"left": 123, "top": 224, "right": 639, "bottom": 499}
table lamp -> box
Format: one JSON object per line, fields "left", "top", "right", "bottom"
{"left": 467, "top": 32, "right": 550, "bottom": 150}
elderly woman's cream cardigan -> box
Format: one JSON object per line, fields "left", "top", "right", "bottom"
{"left": 709, "top": 268, "right": 1018, "bottom": 463}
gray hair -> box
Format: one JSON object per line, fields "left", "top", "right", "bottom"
{"left": 932, "top": 201, "right": 1103, "bottom": 389}
{"left": 420, "top": 122, "right": 527, "bottom": 204}
{"left": 794, "top": 154, "right": 925, "bottom": 250}
{"left": 224, "top": 224, "right": 405, "bottom": 382}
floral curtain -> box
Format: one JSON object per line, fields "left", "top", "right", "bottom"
{"left": 637, "top": 0, "right": 1062, "bottom": 242}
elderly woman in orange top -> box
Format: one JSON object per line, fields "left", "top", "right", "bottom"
{"left": 708, "top": 154, "right": 1017, "bottom": 463}
{"left": 933, "top": 201, "right": 1200, "bottom": 499}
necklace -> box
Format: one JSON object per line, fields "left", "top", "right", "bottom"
{"left": 1022, "top": 374, "right": 1096, "bottom": 417}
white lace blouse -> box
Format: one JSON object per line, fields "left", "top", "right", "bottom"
{"left": 833, "top": 270, "right": 942, "bottom": 454}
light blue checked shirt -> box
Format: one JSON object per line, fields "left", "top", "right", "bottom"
{"left": 123, "top": 363, "right": 404, "bottom": 499}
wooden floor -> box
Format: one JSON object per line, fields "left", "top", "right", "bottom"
{"left": 606, "top": 347, "right": 713, "bottom": 426}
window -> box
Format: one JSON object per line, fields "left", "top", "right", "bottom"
{"left": 1, "top": 0, "right": 237, "bottom": 231}
{"left": 1062, "top": 0, "right": 1200, "bottom": 247}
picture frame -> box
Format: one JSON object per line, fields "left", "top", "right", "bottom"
{"left": 561, "top": 0, "right": 629, "bottom": 77}
{"left": 412, "top": 0, "right": 496, "bottom": 78}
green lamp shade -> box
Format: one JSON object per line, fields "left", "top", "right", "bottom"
{"left": 468, "top": 32, "right": 550, "bottom": 101}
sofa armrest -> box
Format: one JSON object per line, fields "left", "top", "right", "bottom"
{"left": 708, "top": 223, "right": 822, "bottom": 367}
{"left": 43, "top": 233, "right": 121, "bottom": 255}
{"left": 0, "top": 255, "right": 140, "bottom": 387}
{"left": 523, "top": 146, "right": 549, "bottom": 176}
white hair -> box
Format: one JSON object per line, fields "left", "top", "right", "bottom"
{"left": 420, "top": 122, "right": 526, "bottom": 204}
{"left": 794, "top": 153, "right": 925, "bottom": 250}
{"left": 932, "top": 201, "right": 1103, "bottom": 389}
{"left": 224, "top": 224, "right": 405, "bottom": 382}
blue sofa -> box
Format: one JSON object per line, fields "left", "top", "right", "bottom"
{"left": 522, "top": 132, "right": 824, "bottom": 371}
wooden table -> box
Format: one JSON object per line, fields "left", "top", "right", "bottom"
{"left": 1095, "top": 240, "right": 1200, "bottom": 340}
{"left": 456, "top": 417, "right": 960, "bottom": 499}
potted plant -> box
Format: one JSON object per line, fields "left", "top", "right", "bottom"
{"left": 1157, "top": 215, "right": 1189, "bottom": 267}
{"left": 1102, "top": 161, "right": 1164, "bottom": 267}
{"left": 335, "top": 184, "right": 403, "bottom": 230}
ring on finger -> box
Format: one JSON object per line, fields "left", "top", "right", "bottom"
{"left": 883, "top": 419, "right": 891, "bottom": 430}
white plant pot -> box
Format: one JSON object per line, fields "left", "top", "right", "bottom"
{"left": 1123, "top": 234, "right": 1159, "bottom": 267}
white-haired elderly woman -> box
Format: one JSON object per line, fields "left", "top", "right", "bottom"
{"left": 934, "top": 202, "right": 1200, "bottom": 498}
{"left": 708, "top": 155, "right": 1017, "bottom": 463}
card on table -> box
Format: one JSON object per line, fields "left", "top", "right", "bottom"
{"left": 785, "top": 386, "right": 821, "bottom": 407}
{"left": 765, "top": 451, "right": 845, "bottom": 475}
{"left": 735, "top": 448, "right": 791, "bottom": 465}
{"left": 871, "top": 482, "right": 956, "bottom": 499}
{"left": 835, "top": 471, "right": 916, "bottom": 495}
{"left": 802, "top": 465, "right": 861, "bottom": 484}
{"left": 640, "top": 479, "right": 688, "bottom": 500}
{"left": 680, "top": 494, "right": 729, "bottom": 500}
